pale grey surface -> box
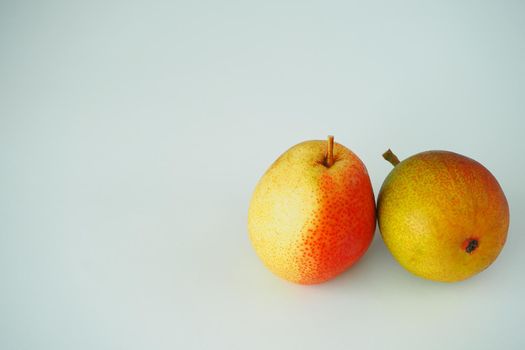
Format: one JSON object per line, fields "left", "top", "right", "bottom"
{"left": 1, "top": 1, "right": 525, "bottom": 349}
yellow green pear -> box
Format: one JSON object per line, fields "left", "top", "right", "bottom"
{"left": 377, "top": 149, "right": 509, "bottom": 282}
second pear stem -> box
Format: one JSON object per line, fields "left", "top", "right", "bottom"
{"left": 383, "top": 149, "right": 400, "bottom": 166}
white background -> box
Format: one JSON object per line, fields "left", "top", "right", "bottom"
{"left": 2, "top": 1, "right": 524, "bottom": 349}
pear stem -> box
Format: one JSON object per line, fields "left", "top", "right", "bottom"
{"left": 325, "top": 135, "right": 335, "bottom": 167}
{"left": 383, "top": 149, "right": 400, "bottom": 166}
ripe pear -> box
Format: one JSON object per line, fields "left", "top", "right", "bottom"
{"left": 248, "top": 136, "right": 376, "bottom": 284}
{"left": 378, "top": 149, "right": 509, "bottom": 282}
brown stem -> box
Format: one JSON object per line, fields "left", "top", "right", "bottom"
{"left": 383, "top": 149, "right": 400, "bottom": 166}
{"left": 325, "top": 135, "right": 335, "bottom": 167}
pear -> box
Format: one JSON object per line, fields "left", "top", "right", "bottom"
{"left": 248, "top": 136, "right": 376, "bottom": 284}
{"left": 378, "top": 149, "right": 509, "bottom": 282}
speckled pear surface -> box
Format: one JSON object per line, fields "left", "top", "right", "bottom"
{"left": 378, "top": 150, "right": 509, "bottom": 282}
{"left": 248, "top": 139, "right": 376, "bottom": 284}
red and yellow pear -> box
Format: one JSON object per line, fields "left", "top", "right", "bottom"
{"left": 248, "top": 136, "right": 376, "bottom": 284}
